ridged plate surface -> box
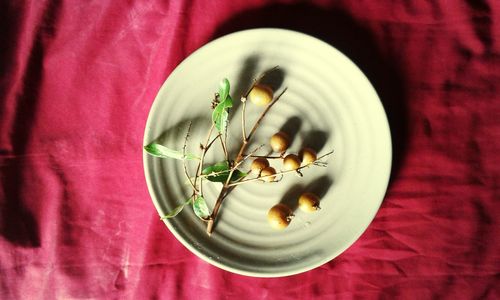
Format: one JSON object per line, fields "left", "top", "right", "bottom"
{"left": 143, "top": 29, "right": 392, "bottom": 277}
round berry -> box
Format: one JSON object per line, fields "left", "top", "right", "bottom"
{"left": 283, "top": 154, "right": 301, "bottom": 171}
{"left": 251, "top": 158, "right": 269, "bottom": 173}
{"left": 267, "top": 203, "right": 293, "bottom": 230}
{"left": 260, "top": 166, "right": 277, "bottom": 182}
{"left": 248, "top": 84, "right": 273, "bottom": 106}
{"left": 270, "top": 132, "right": 290, "bottom": 153}
{"left": 298, "top": 192, "right": 320, "bottom": 212}
{"left": 300, "top": 147, "right": 317, "bottom": 166}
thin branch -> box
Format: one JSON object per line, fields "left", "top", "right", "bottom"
{"left": 206, "top": 133, "right": 221, "bottom": 151}
{"left": 218, "top": 134, "right": 229, "bottom": 161}
{"left": 241, "top": 98, "right": 247, "bottom": 143}
{"left": 182, "top": 122, "right": 197, "bottom": 192}
{"left": 186, "top": 144, "right": 265, "bottom": 186}
{"left": 316, "top": 149, "right": 335, "bottom": 161}
{"left": 245, "top": 154, "right": 283, "bottom": 159}
{"left": 232, "top": 144, "right": 265, "bottom": 170}
{"left": 194, "top": 123, "right": 215, "bottom": 197}
{"left": 207, "top": 87, "right": 288, "bottom": 235}
{"left": 235, "top": 87, "right": 288, "bottom": 163}
{"left": 207, "top": 143, "right": 264, "bottom": 235}
{"left": 224, "top": 119, "right": 230, "bottom": 159}
{"left": 206, "top": 67, "right": 290, "bottom": 235}
{"left": 227, "top": 150, "right": 335, "bottom": 187}
{"left": 242, "top": 65, "right": 280, "bottom": 98}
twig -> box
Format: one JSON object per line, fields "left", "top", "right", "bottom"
{"left": 206, "top": 145, "right": 265, "bottom": 235}
{"left": 207, "top": 133, "right": 221, "bottom": 151}
{"left": 235, "top": 65, "right": 280, "bottom": 150}
{"left": 227, "top": 150, "right": 334, "bottom": 187}
{"left": 194, "top": 124, "right": 216, "bottom": 197}
{"left": 241, "top": 98, "right": 248, "bottom": 143}
{"left": 218, "top": 134, "right": 229, "bottom": 161}
{"left": 185, "top": 168, "right": 238, "bottom": 183}
{"left": 315, "top": 150, "right": 335, "bottom": 161}
{"left": 233, "top": 144, "right": 265, "bottom": 170}
{"left": 242, "top": 66, "right": 280, "bottom": 98}
{"left": 207, "top": 89, "right": 288, "bottom": 235}
{"left": 235, "top": 87, "right": 288, "bottom": 163}
{"left": 182, "top": 122, "right": 197, "bottom": 192}
{"left": 245, "top": 154, "right": 283, "bottom": 159}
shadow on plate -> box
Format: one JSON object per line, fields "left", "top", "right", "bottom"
{"left": 212, "top": 3, "right": 409, "bottom": 183}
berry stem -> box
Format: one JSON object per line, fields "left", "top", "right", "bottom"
{"left": 182, "top": 122, "right": 198, "bottom": 193}
{"left": 194, "top": 124, "right": 216, "bottom": 197}
{"left": 227, "top": 152, "right": 334, "bottom": 187}
{"left": 235, "top": 88, "right": 287, "bottom": 163}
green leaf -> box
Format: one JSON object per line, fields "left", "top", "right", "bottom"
{"left": 219, "top": 78, "right": 230, "bottom": 102}
{"left": 212, "top": 79, "right": 233, "bottom": 133}
{"left": 201, "top": 161, "right": 248, "bottom": 183}
{"left": 193, "top": 196, "right": 210, "bottom": 220}
{"left": 161, "top": 197, "right": 193, "bottom": 219}
{"left": 212, "top": 95, "right": 233, "bottom": 133}
{"left": 144, "top": 143, "right": 199, "bottom": 160}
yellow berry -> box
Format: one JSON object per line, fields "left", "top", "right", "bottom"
{"left": 298, "top": 192, "right": 320, "bottom": 212}
{"left": 270, "top": 132, "right": 289, "bottom": 153}
{"left": 283, "top": 154, "right": 301, "bottom": 171}
{"left": 260, "top": 166, "right": 277, "bottom": 182}
{"left": 251, "top": 158, "right": 269, "bottom": 173}
{"left": 248, "top": 84, "right": 273, "bottom": 106}
{"left": 300, "top": 148, "right": 317, "bottom": 166}
{"left": 267, "top": 203, "right": 293, "bottom": 230}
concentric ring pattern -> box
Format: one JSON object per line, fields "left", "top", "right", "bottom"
{"left": 143, "top": 29, "right": 392, "bottom": 277}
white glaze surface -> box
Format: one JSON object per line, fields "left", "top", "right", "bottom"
{"left": 143, "top": 29, "right": 392, "bottom": 277}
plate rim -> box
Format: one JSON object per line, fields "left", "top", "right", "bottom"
{"left": 143, "top": 27, "right": 392, "bottom": 277}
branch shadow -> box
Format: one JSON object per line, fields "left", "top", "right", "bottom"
{"left": 212, "top": 3, "right": 408, "bottom": 183}
{"left": 230, "top": 55, "right": 259, "bottom": 116}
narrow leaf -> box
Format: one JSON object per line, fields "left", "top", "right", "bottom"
{"left": 193, "top": 196, "right": 210, "bottom": 220}
{"left": 212, "top": 95, "right": 233, "bottom": 133}
{"left": 212, "top": 79, "right": 233, "bottom": 133}
{"left": 219, "top": 78, "right": 230, "bottom": 102}
{"left": 231, "top": 169, "right": 248, "bottom": 181}
{"left": 144, "top": 143, "right": 199, "bottom": 160}
{"left": 202, "top": 161, "right": 230, "bottom": 173}
{"left": 202, "top": 161, "right": 248, "bottom": 183}
{"left": 161, "top": 197, "right": 193, "bottom": 219}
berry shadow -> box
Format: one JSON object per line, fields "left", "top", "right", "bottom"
{"left": 303, "top": 175, "right": 334, "bottom": 204}
{"left": 278, "top": 183, "right": 304, "bottom": 212}
{"left": 301, "top": 130, "right": 328, "bottom": 154}
{"left": 259, "top": 67, "right": 285, "bottom": 93}
{"left": 145, "top": 115, "right": 210, "bottom": 212}
{"left": 279, "top": 116, "right": 302, "bottom": 149}
{"left": 278, "top": 174, "right": 333, "bottom": 212}
{"left": 229, "top": 57, "right": 286, "bottom": 121}
{"left": 230, "top": 55, "right": 259, "bottom": 117}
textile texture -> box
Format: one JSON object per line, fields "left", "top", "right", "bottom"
{"left": 1, "top": 0, "right": 499, "bottom": 299}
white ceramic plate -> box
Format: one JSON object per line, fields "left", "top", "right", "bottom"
{"left": 143, "top": 28, "right": 391, "bottom": 277}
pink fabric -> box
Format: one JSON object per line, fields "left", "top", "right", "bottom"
{"left": 1, "top": 0, "right": 499, "bottom": 298}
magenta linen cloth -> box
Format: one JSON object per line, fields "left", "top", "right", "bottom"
{"left": 1, "top": 1, "right": 499, "bottom": 299}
